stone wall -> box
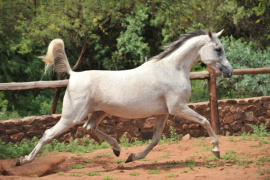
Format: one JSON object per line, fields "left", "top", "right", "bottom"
{"left": 1, "top": 96, "right": 270, "bottom": 144}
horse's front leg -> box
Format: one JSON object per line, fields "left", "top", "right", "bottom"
{"left": 125, "top": 114, "right": 168, "bottom": 163}
{"left": 170, "top": 104, "right": 220, "bottom": 158}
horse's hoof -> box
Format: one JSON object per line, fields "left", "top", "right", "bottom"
{"left": 15, "top": 157, "right": 22, "bottom": 166}
{"left": 113, "top": 149, "right": 120, "bottom": 157}
{"left": 125, "top": 153, "right": 135, "bottom": 163}
{"left": 15, "top": 161, "right": 21, "bottom": 166}
{"left": 212, "top": 150, "right": 220, "bottom": 159}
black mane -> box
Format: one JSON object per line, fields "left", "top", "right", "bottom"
{"left": 151, "top": 30, "right": 206, "bottom": 61}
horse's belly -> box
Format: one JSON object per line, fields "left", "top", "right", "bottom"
{"left": 99, "top": 100, "right": 168, "bottom": 119}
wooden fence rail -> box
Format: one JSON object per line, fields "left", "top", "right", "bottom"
{"left": 0, "top": 80, "right": 69, "bottom": 91}
{"left": 1, "top": 68, "right": 270, "bottom": 91}
{"left": 1, "top": 67, "right": 270, "bottom": 134}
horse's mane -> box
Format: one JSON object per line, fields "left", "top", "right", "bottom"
{"left": 150, "top": 30, "right": 206, "bottom": 61}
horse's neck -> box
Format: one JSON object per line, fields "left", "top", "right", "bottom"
{"left": 164, "top": 36, "right": 206, "bottom": 76}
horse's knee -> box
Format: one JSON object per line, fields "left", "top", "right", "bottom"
{"left": 201, "top": 118, "right": 210, "bottom": 127}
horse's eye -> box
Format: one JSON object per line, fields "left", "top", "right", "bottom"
{"left": 215, "top": 47, "right": 222, "bottom": 56}
{"left": 215, "top": 47, "right": 221, "bottom": 52}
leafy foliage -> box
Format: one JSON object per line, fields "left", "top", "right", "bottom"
{"left": 218, "top": 36, "right": 270, "bottom": 99}
{"left": 113, "top": 8, "right": 150, "bottom": 69}
{"left": 0, "top": 0, "right": 269, "bottom": 116}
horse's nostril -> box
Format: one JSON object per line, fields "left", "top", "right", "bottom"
{"left": 226, "top": 72, "right": 233, "bottom": 78}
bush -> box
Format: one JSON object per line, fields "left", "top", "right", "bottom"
{"left": 218, "top": 36, "right": 270, "bottom": 99}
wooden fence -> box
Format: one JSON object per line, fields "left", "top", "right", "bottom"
{"left": 1, "top": 67, "right": 270, "bottom": 134}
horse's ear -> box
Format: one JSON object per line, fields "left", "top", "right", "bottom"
{"left": 216, "top": 29, "right": 224, "bottom": 37}
{"left": 208, "top": 30, "right": 213, "bottom": 39}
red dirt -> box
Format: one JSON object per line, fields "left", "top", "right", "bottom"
{"left": 0, "top": 136, "right": 269, "bottom": 180}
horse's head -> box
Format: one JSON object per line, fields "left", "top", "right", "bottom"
{"left": 199, "top": 30, "right": 233, "bottom": 78}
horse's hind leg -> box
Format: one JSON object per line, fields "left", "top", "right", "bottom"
{"left": 83, "top": 111, "right": 121, "bottom": 157}
{"left": 126, "top": 114, "right": 168, "bottom": 163}
{"left": 16, "top": 96, "right": 90, "bottom": 166}
{"left": 16, "top": 116, "right": 78, "bottom": 166}
{"left": 171, "top": 104, "right": 220, "bottom": 158}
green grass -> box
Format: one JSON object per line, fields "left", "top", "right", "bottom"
{"left": 205, "top": 163, "right": 219, "bottom": 168}
{"left": 87, "top": 172, "right": 101, "bottom": 176}
{"left": 169, "top": 126, "right": 181, "bottom": 142}
{"left": 140, "top": 158, "right": 150, "bottom": 161}
{"left": 234, "top": 160, "right": 252, "bottom": 168}
{"left": 96, "top": 152, "right": 112, "bottom": 157}
{"left": 160, "top": 153, "right": 169, "bottom": 158}
{"left": 10, "top": 137, "right": 107, "bottom": 158}
{"left": 194, "top": 138, "right": 206, "bottom": 146}
{"left": 221, "top": 150, "right": 239, "bottom": 161}
{"left": 70, "top": 164, "right": 86, "bottom": 169}
{"left": 69, "top": 173, "right": 84, "bottom": 177}
{"left": 255, "top": 160, "right": 266, "bottom": 176}
{"left": 181, "top": 161, "right": 197, "bottom": 173}
{"left": 30, "top": 174, "right": 39, "bottom": 177}
{"left": 130, "top": 171, "right": 140, "bottom": 176}
{"left": 204, "top": 154, "right": 219, "bottom": 163}
{"left": 166, "top": 160, "right": 196, "bottom": 169}
{"left": 228, "top": 136, "right": 235, "bottom": 142}
{"left": 237, "top": 124, "right": 270, "bottom": 144}
{"left": 148, "top": 167, "right": 161, "bottom": 174}
{"left": 57, "top": 172, "right": 65, "bottom": 176}
{"left": 186, "top": 160, "right": 196, "bottom": 170}
{"left": 103, "top": 175, "right": 118, "bottom": 180}
{"left": 249, "top": 144, "right": 262, "bottom": 148}
{"left": 114, "top": 159, "right": 125, "bottom": 164}
{"left": 167, "top": 173, "right": 179, "bottom": 178}
{"left": 259, "top": 157, "right": 270, "bottom": 162}
{"left": 159, "top": 126, "right": 181, "bottom": 144}
{"left": 166, "top": 161, "right": 185, "bottom": 168}
{"left": 82, "top": 158, "right": 91, "bottom": 163}
{"left": 120, "top": 136, "right": 150, "bottom": 147}
{"left": 200, "top": 146, "right": 212, "bottom": 152}
{"left": 220, "top": 149, "right": 257, "bottom": 168}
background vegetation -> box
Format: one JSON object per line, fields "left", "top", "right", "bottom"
{"left": 0, "top": 0, "right": 269, "bottom": 119}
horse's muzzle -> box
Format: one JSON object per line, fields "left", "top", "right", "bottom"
{"left": 221, "top": 69, "right": 233, "bottom": 78}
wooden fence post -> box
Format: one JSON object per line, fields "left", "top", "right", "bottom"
{"left": 207, "top": 66, "right": 220, "bottom": 135}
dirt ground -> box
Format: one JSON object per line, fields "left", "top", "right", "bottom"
{"left": 0, "top": 136, "right": 269, "bottom": 180}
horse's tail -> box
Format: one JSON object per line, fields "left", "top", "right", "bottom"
{"left": 41, "top": 39, "right": 73, "bottom": 75}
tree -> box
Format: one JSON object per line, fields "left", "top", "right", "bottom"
{"left": 0, "top": 0, "right": 269, "bottom": 117}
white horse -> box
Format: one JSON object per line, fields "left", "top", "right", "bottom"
{"left": 16, "top": 30, "right": 233, "bottom": 166}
